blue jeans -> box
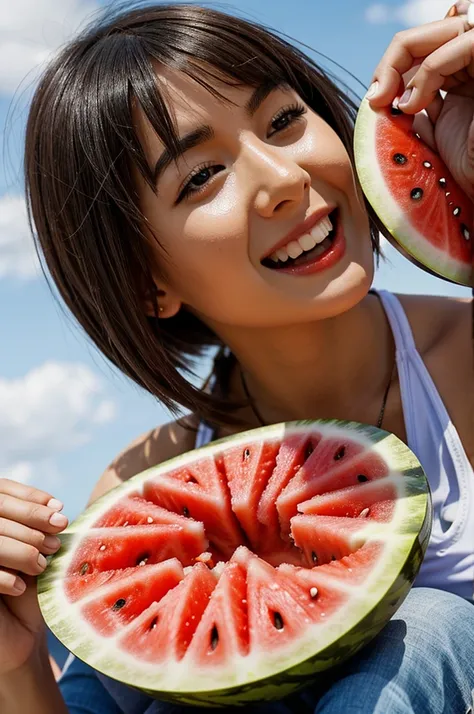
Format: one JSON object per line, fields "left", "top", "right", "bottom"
{"left": 59, "top": 587, "right": 474, "bottom": 714}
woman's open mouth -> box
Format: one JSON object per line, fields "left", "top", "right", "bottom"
{"left": 261, "top": 208, "right": 345, "bottom": 275}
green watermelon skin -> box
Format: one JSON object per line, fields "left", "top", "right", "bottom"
{"left": 354, "top": 93, "right": 473, "bottom": 288}
{"left": 38, "top": 421, "right": 431, "bottom": 708}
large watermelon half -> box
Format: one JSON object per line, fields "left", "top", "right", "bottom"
{"left": 354, "top": 92, "right": 474, "bottom": 287}
{"left": 38, "top": 421, "right": 431, "bottom": 708}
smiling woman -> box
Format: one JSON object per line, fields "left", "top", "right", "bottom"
{"left": 0, "top": 2, "right": 473, "bottom": 713}
{"left": 23, "top": 3, "right": 384, "bottom": 426}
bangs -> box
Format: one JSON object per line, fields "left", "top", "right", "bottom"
{"left": 69, "top": 3, "right": 334, "bottom": 195}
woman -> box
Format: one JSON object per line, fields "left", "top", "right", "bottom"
{"left": 0, "top": 2, "right": 473, "bottom": 712}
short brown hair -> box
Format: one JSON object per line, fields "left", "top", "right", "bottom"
{"left": 24, "top": 2, "right": 382, "bottom": 427}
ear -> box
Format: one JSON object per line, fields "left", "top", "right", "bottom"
{"left": 143, "top": 286, "right": 182, "bottom": 319}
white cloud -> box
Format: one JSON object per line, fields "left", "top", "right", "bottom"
{"left": 365, "top": 0, "right": 453, "bottom": 26}
{"left": 0, "top": 0, "right": 99, "bottom": 95}
{"left": 0, "top": 362, "right": 117, "bottom": 472}
{"left": 0, "top": 194, "right": 40, "bottom": 280}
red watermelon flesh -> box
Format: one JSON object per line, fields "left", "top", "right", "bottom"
{"left": 119, "top": 563, "right": 217, "bottom": 662}
{"left": 80, "top": 560, "right": 184, "bottom": 636}
{"left": 277, "top": 448, "right": 388, "bottom": 541}
{"left": 221, "top": 439, "right": 281, "bottom": 548}
{"left": 39, "top": 423, "right": 430, "bottom": 706}
{"left": 298, "top": 477, "right": 397, "bottom": 521}
{"left": 279, "top": 541, "right": 385, "bottom": 588}
{"left": 93, "top": 493, "right": 203, "bottom": 529}
{"left": 185, "top": 560, "right": 249, "bottom": 667}
{"left": 258, "top": 433, "right": 321, "bottom": 531}
{"left": 143, "top": 456, "right": 242, "bottom": 557}
{"left": 354, "top": 99, "right": 473, "bottom": 287}
{"left": 65, "top": 524, "right": 207, "bottom": 589}
{"left": 291, "top": 515, "right": 373, "bottom": 566}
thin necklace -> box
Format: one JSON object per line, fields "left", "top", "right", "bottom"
{"left": 240, "top": 357, "right": 396, "bottom": 430}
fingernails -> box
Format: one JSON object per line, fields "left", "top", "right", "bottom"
{"left": 47, "top": 498, "right": 63, "bottom": 512}
{"left": 367, "top": 81, "right": 379, "bottom": 99}
{"left": 37, "top": 553, "right": 48, "bottom": 569}
{"left": 399, "top": 87, "right": 413, "bottom": 106}
{"left": 43, "top": 534, "right": 61, "bottom": 550}
{"left": 445, "top": 4, "right": 458, "bottom": 17}
{"left": 14, "top": 577, "right": 26, "bottom": 593}
{"left": 49, "top": 511, "right": 68, "bottom": 527}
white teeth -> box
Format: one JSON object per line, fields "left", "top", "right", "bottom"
{"left": 266, "top": 212, "right": 335, "bottom": 264}
{"left": 298, "top": 233, "right": 317, "bottom": 251}
{"left": 286, "top": 240, "right": 303, "bottom": 259}
{"left": 276, "top": 248, "right": 289, "bottom": 262}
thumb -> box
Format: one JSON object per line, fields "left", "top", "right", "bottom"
{"left": 5, "top": 574, "right": 45, "bottom": 635}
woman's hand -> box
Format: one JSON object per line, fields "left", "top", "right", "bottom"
{"left": 0, "top": 478, "right": 68, "bottom": 675}
{"left": 368, "top": 2, "right": 474, "bottom": 201}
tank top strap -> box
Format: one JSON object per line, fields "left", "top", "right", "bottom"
{"left": 375, "top": 288, "right": 471, "bottom": 546}
{"left": 373, "top": 289, "right": 417, "bottom": 354}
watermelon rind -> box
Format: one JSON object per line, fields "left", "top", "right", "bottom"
{"left": 354, "top": 92, "right": 473, "bottom": 288}
{"left": 38, "top": 420, "right": 431, "bottom": 708}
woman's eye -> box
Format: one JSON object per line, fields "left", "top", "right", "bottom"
{"left": 269, "top": 103, "right": 307, "bottom": 136}
{"left": 177, "top": 164, "right": 224, "bottom": 203}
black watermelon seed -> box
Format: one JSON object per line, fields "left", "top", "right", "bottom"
{"left": 393, "top": 153, "right": 407, "bottom": 165}
{"left": 185, "top": 475, "right": 198, "bottom": 484}
{"left": 148, "top": 616, "right": 158, "bottom": 631}
{"left": 304, "top": 442, "right": 314, "bottom": 460}
{"left": 243, "top": 448, "right": 251, "bottom": 460}
{"left": 80, "top": 562, "right": 90, "bottom": 576}
{"left": 273, "top": 612, "right": 284, "bottom": 630}
{"left": 390, "top": 105, "right": 402, "bottom": 115}
{"left": 183, "top": 506, "right": 190, "bottom": 518}
{"left": 112, "top": 598, "right": 126, "bottom": 611}
{"left": 461, "top": 224, "right": 470, "bottom": 241}
{"left": 311, "top": 551, "right": 318, "bottom": 564}
{"left": 331, "top": 555, "right": 336, "bottom": 561}
{"left": 357, "top": 474, "right": 369, "bottom": 483}
{"left": 410, "top": 187, "right": 423, "bottom": 201}
{"left": 453, "top": 207, "right": 461, "bottom": 217}
{"left": 334, "top": 446, "right": 346, "bottom": 461}
{"left": 439, "top": 178, "right": 447, "bottom": 188}
{"left": 423, "top": 161, "right": 432, "bottom": 169}
{"left": 210, "top": 625, "right": 219, "bottom": 650}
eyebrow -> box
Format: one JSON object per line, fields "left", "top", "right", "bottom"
{"left": 152, "top": 81, "right": 281, "bottom": 184}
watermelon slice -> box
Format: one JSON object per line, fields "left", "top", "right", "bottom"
{"left": 38, "top": 420, "right": 431, "bottom": 707}
{"left": 354, "top": 93, "right": 474, "bottom": 287}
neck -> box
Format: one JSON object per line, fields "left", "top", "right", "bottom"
{"left": 210, "top": 292, "right": 394, "bottom": 428}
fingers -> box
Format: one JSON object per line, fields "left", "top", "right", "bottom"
{"left": 397, "top": 30, "right": 474, "bottom": 113}
{"left": 0, "top": 478, "right": 62, "bottom": 511}
{"left": 0, "top": 491, "right": 68, "bottom": 534}
{"left": 369, "top": 16, "right": 472, "bottom": 107}
{"left": 0, "top": 535, "right": 50, "bottom": 579}
{"left": 0, "top": 567, "right": 26, "bottom": 597}
{"left": 0, "top": 517, "right": 61, "bottom": 554}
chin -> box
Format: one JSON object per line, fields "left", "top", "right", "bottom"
{"left": 309, "top": 259, "right": 374, "bottom": 320}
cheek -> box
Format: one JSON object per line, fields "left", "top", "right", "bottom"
{"left": 300, "top": 127, "right": 355, "bottom": 194}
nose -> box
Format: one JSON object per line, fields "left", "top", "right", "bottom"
{"left": 241, "top": 137, "right": 311, "bottom": 219}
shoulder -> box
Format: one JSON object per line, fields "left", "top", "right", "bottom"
{"left": 396, "top": 292, "right": 473, "bottom": 464}
{"left": 86, "top": 415, "right": 200, "bottom": 506}
{"left": 396, "top": 292, "right": 472, "bottom": 354}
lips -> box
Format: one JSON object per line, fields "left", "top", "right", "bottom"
{"left": 261, "top": 205, "right": 337, "bottom": 263}
{"left": 261, "top": 207, "right": 345, "bottom": 275}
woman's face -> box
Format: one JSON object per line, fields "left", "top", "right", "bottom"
{"left": 135, "top": 68, "right": 374, "bottom": 328}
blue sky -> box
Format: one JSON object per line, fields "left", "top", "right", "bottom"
{"left": 0, "top": 0, "right": 466, "bottom": 520}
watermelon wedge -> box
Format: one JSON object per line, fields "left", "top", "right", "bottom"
{"left": 38, "top": 420, "right": 431, "bottom": 707}
{"left": 354, "top": 93, "right": 474, "bottom": 287}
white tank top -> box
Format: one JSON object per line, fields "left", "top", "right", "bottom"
{"left": 195, "top": 290, "right": 474, "bottom": 601}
